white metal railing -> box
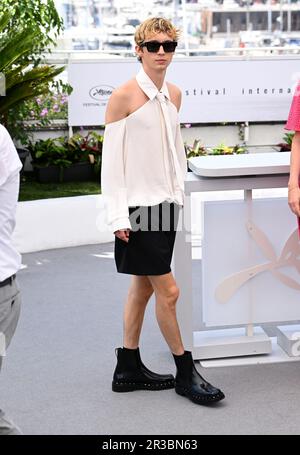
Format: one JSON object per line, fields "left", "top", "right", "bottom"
{"left": 44, "top": 46, "right": 300, "bottom": 64}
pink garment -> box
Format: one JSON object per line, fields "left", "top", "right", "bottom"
{"left": 298, "top": 180, "right": 300, "bottom": 237}
{"left": 285, "top": 81, "right": 300, "bottom": 131}
{"left": 285, "top": 82, "right": 300, "bottom": 235}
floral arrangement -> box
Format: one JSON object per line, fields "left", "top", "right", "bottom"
{"left": 25, "top": 80, "right": 70, "bottom": 123}
{"left": 28, "top": 92, "right": 68, "bottom": 121}
{"left": 185, "top": 139, "right": 247, "bottom": 159}
{"left": 8, "top": 80, "right": 72, "bottom": 145}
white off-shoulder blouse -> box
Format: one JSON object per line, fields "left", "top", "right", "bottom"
{"left": 101, "top": 66, "right": 187, "bottom": 233}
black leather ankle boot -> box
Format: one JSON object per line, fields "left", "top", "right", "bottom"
{"left": 135, "top": 348, "right": 175, "bottom": 382}
{"left": 173, "top": 351, "right": 225, "bottom": 405}
{"left": 112, "top": 347, "right": 175, "bottom": 392}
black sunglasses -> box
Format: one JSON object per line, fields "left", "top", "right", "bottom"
{"left": 140, "top": 40, "right": 177, "bottom": 53}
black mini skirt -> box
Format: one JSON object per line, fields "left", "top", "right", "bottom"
{"left": 114, "top": 201, "right": 180, "bottom": 276}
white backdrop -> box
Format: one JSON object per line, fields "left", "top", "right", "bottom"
{"left": 202, "top": 198, "right": 300, "bottom": 326}
{"left": 68, "top": 57, "right": 300, "bottom": 126}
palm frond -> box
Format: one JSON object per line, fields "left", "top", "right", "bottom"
{"left": 0, "top": 66, "right": 64, "bottom": 114}
{"left": 0, "top": 28, "right": 43, "bottom": 72}
{"left": 0, "top": 7, "right": 67, "bottom": 125}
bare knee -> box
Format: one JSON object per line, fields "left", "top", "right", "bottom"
{"left": 158, "top": 285, "right": 180, "bottom": 310}
{"left": 129, "top": 276, "right": 154, "bottom": 302}
{"left": 147, "top": 273, "right": 180, "bottom": 310}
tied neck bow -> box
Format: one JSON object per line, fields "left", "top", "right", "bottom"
{"left": 156, "top": 91, "right": 185, "bottom": 193}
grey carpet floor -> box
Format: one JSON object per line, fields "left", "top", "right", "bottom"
{"left": 0, "top": 243, "right": 299, "bottom": 435}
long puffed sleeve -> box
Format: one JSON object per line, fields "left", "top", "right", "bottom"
{"left": 175, "top": 122, "right": 188, "bottom": 180}
{"left": 101, "top": 119, "right": 132, "bottom": 233}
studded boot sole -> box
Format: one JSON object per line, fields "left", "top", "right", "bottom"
{"left": 112, "top": 378, "right": 175, "bottom": 392}
{"left": 175, "top": 385, "right": 225, "bottom": 404}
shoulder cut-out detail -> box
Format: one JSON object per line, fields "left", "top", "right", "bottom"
{"left": 105, "top": 100, "right": 152, "bottom": 126}
{"left": 126, "top": 100, "right": 151, "bottom": 120}
{"left": 168, "top": 100, "right": 180, "bottom": 113}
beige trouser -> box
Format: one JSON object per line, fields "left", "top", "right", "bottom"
{"left": 0, "top": 277, "right": 22, "bottom": 435}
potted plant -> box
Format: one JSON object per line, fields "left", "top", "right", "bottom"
{"left": 28, "top": 131, "right": 103, "bottom": 183}
{"left": 207, "top": 143, "right": 247, "bottom": 155}
{"left": 277, "top": 132, "right": 294, "bottom": 152}
{"left": 28, "top": 137, "right": 72, "bottom": 183}
{"left": 185, "top": 139, "right": 247, "bottom": 171}
{"left": 185, "top": 139, "right": 207, "bottom": 159}
{"left": 67, "top": 131, "right": 103, "bottom": 178}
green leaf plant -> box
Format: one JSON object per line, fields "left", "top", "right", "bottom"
{"left": 0, "top": 1, "right": 70, "bottom": 144}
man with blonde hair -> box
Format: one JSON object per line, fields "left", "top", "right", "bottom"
{"left": 101, "top": 17, "right": 225, "bottom": 405}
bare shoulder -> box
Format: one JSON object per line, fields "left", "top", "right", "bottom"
{"left": 105, "top": 79, "right": 135, "bottom": 124}
{"left": 167, "top": 82, "right": 182, "bottom": 96}
{"left": 166, "top": 82, "right": 182, "bottom": 111}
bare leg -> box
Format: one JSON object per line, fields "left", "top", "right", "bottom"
{"left": 114, "top": 272, "right": 224, "bottom": 400}
{"left": 123, "top": 275, "right": 154, "bottom": 349}
{"left": 146, "top": 272, "right": 225, "bottom": 404}
{"left": 113, "top": 274, "right": 176, "bottom": 393}
{"left": 147, "top": 272, "right": 185, "bottom": 356}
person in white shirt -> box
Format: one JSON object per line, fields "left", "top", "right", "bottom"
{"left": 0, "top": 124, "right": 23, "bottom": 434}
{"left": 101, "top": 17, "right": 225, "bottom": 405}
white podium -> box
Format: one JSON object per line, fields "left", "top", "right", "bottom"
{"left": 173, "top": 152, "right": 299, "bottom": 360}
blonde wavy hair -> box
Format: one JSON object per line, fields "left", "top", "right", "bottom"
{"left": 134, "top": 17, "right": 181, "bottom": 47}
